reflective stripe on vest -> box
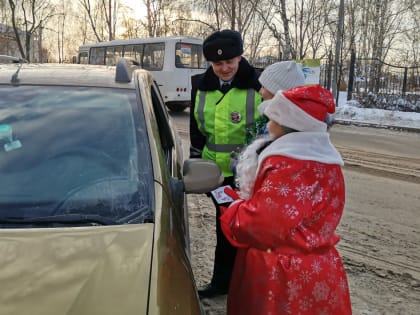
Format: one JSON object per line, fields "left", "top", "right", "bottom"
{"left": 206, "top": 143, "right": 243, "bottom": 153}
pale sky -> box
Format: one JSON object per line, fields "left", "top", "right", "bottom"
{"left": 119, "top": 0, "right": 146, "bottom": 19}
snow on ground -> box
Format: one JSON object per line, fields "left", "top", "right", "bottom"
{"left": 335, "top": 92, "right": 420, "bottom": 130}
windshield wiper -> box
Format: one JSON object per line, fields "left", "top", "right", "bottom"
{"left": 0, "top": 213, "right": 118, "bottom": 226}
{"left": 119, "top": 206, "right": 154, "bottom": 224}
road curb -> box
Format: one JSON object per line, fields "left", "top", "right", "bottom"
{"left": 333, "top": 119, "right": 420, "bottom": 133}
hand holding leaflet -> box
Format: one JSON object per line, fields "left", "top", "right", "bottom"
{"left": 223, "top": 186, "right": 240, "bottom": 200}
{"left": 210, "top": 185, "right": 234, "bottom": 204}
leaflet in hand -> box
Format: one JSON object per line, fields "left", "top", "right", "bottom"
{"left": 211, "top": 185, "right": 234, "bottom": 204}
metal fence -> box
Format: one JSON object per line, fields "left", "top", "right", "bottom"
{"left": 320, "top": 51, "right": 420, "bottom": 112}
{"left": 251, "top": 53, "right": 420, "bottom": 113}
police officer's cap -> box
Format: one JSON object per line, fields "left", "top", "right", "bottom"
{"left": 203, "top": 29, "right": 244, "bottom": 61}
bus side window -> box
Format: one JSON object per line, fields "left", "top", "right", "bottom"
{"left": 91, "top": 47, "right": 106, "bottom": 65}
{"left": 175, "top": 43, "right": 206, "bottom": 69}
{"left": 78, "top": 52, "right": 89, "bottom": 64}
{"left": 144, "top": 43, "right": 164, "bottom": 70}
{"left": 123, "top": 45, "right": 135, "bottom": 62}
{"left": 142, "top": 57, "right": 151, "bottom": 69}
{"left": 133, "top": 44, "right": 143, "bottom": 65}
{"left": 191, "top": 44, "right": 206, "bottom": 69}
{"left": 175, "top": 55, "right": 184, "bottom": 68}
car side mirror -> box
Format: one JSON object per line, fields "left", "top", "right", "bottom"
{"left": 183, "top": 159, "right": 224, "bottom": 193}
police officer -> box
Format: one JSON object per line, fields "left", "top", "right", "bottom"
{"left": 189, "top": 29, "right": 262, "bottom": 298}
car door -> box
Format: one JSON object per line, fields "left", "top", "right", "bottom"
{"left": 144, "top": 76, "right": 202, "bottom": 314}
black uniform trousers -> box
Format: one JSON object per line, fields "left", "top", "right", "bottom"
{"left": 208, "top": 175, "right": 237, "bottom": 289}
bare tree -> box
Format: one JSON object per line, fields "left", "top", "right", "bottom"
{"left": 249, "top": 0, "right": 284, "bottom": 60}
{"left": 251, "top": 0, "right": 329, "bottom": 61}
{"left": 78, "top": 0, "right": 103, "bottom": 41}
{"left": 193, "top": 0, "right": 261, "bottom": 58}
{"left": 245, "top": 10, "right": 268, "bottom": 63}
{"left": 7, "top": 0, "right": 55, "bottom": 61}
{"left": 194, "top": 0, "right": 223, "bottom": 31}
{"left": 141, "top": 0, "right": 173, "bottom": 37}
{"left": 79, "top": 0, "right": 117, "bottom": 41}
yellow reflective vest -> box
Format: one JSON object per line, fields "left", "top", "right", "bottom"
{"left": 194, "top": 87, "right": 262, "bottom": 177}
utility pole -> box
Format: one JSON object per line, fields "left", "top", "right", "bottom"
{"left": 333, "top": 0, "right": 345, "bottom": 104}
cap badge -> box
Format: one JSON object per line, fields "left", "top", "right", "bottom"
{"left": 230, "top": 112, "right": 242, "bottom": 123}
{"left": 217, "top": 49, "right": 223, "bottom": 55}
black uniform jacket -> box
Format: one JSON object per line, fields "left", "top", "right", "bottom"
{"left": 189, "top": 57, "right": 261, "bottom": 158}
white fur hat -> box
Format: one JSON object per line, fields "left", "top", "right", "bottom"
{"left": 259, "top": 61, "right": 305, "bottom": 95}
{"left": 263, "top": 85, "right": 335, "bottom": 132}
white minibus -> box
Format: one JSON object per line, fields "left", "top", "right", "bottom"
{"left": 77, "top": 36, "right": 207, "bottom": 112}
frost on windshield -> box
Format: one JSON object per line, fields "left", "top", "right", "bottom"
{"left": 0, "top": 86, "right": 153, "bottom": 225}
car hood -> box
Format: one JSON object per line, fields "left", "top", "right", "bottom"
{"left": 0, "top": 224, "right": 154, "bottom": 315}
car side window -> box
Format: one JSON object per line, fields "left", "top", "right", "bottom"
{"left": 150, "top": 83, "right": 174, "bottom": 168}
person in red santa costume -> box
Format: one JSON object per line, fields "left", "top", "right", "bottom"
{"left": 220, "top": 84, "right": 352, "bottom": 315}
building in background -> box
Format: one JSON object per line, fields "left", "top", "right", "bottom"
{"left": 0, "top": 23, "right": 39, "bottom": 62}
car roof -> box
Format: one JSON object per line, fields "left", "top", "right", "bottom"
{"left": 0, "top": 61, "right": 150, "bottom": 89}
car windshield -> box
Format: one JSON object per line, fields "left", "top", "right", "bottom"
{"left": 0, "top": 85, "right": 153, "bottom": 227}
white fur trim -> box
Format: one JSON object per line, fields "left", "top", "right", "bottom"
{"left": 264, "top": 92, "right": 327, "bottom": 132}
{"left": 257, "top": 132, "right": 344, "bottom": 175}
{"left": 235, "top": 137, "right": 271, "bottom": 200}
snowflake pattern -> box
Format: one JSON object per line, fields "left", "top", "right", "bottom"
{"left": 299, "top": 296, "right": 313, "bottom": 311}
{"left": 327, "top": 168, "right": 342, "bottom": 190}
{"left": 287, "top": 279, "right": 302, "bottom": 300}
{"left": 312, "top": 186, "right": 324, "bottom": 205}
{"left": 261, "top": 179, "right": 274, "bottom": 192}
{"left": 285, "top": 204, "right": 300, "bottom": 220}
{"left": 313, "top": 165, "right": 326, "bottom": 178}
{"left": 294, "top": 183, "right": 313, "bottom": 203}
{"left": 290, "top": 256, "right": 303, "bottom": 271}
{"left": 300, "top": 270, "right": 312, "bottom": 284}
{"left": 312, "top": 281, "right": 330, "bottom": 301}
{"left": 305, "top": 233, "right": 319, "bottom": 248}
{"left": 319, "top": 222, "right": 333, "bottom": 239}
{"left": 311, "top": 260, "right": 323, "bottom": 274}
{"left": 290, "top": 170, "right": 303, "bottom": 182}
{"left": 328, "top": 292, "right": 340, "bottom": 309}
{"left": 277, "top": 183, "right": 291, "bottom": 196}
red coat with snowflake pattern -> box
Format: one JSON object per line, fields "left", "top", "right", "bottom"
{"left": 221, "top": 155, "right": 352, "bottom": 315}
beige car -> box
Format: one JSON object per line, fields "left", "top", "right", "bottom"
{"left": 0, "top": 60, "right": 222, "bottom": 315}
